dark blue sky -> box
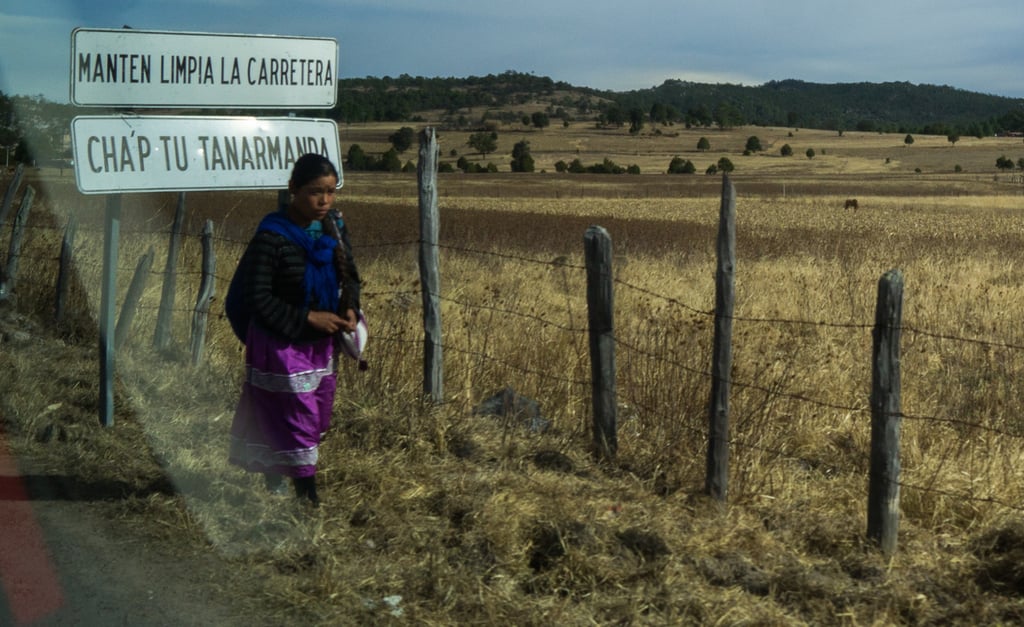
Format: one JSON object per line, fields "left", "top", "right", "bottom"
{"left": 3, "top": 0, "right": 1023, "bottom": 102}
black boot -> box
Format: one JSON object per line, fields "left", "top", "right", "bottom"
{"left": 292, "top": 476, "right": 320, "bottom": 507}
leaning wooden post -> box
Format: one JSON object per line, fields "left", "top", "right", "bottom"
{"left": 867, "top": 269, "right": 903, "bottom": 557}
{"left": 584, "top": 225, "right": 617, "bottom": 459}
{"left": 190, "top": 220, "right": 216, "bottom": 366}
{"left": 0, "top": 185, "right": 34, "bottom": 301}
{"left": 418, "top": 127, "right": 443, "bottom": 403}
{"left": 154, "top": 192, "right": 186, "bottom": 350}
{"left": 115, "top": 247, "right": 155, "bottom": 352}
{"left": 0, "top": 163, "right": 25, "bottom": 229}
{"left": 705, "top": 174, "right": 736, "bottom": 502}
{"left": 55, "top": 213, "right": 78, "bottom": 322}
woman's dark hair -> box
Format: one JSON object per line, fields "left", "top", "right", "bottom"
{"left": 290, "top": 153, "right": 339, "bottom": 188}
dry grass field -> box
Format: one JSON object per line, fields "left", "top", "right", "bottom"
{"left": 4, "top": 120, "right": 1024, "bottom": 624}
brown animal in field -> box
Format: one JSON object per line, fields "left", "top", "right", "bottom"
{"left": 844, "top": 198, "right": 859, "bottom": 210}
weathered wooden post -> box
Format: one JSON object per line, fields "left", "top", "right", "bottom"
{"left": 706, "top": 174, "right": 736, "bottom": 502}
{"left": 0, "top": 185, "right": 34, "bottom": 301}
{"left": 0, "top": 163, "right": 25, "bottom": 229}
{"left": 867, "top": 269, "right": 903, "bottom": 556}
{"left": 153, "top": 192, "right": 186, "bottom": 350}
{"left": 418, "top": 127, "right": 443, "bottom": 403}
{"left": 115, "top": 247, "right": 155, "bottom": 351}
{"left": 584, "top": 225, "right": 617, "bottom": 459}
{"left": 190, "top": 220, "right": 216, "bottom": 366}
{"left": 55, "top": 213, "right": 78, "bottom": 322}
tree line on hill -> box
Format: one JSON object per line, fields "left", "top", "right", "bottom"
{"left": 328, "top": 71, "right": 1024, "bottom": 138}
{"left": 2, "top": 70, "right": 1024, "bottom": 166}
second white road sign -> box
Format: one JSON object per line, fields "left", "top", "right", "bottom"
{"left": 70, "top": 115, "right": 343, "bottom": 194}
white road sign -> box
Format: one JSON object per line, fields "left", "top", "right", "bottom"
{"left": 70, "top": 115, "right": 343, "bottom": 194}
{"left": 71, "top": 28, "right": 338, "bottom": 108}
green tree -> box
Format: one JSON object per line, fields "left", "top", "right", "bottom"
{"left": 346, "top": 144, "right": 368, "bottom": 170}
{"left": 780, "top": 143, "right": 793, "bottom": 157}
{"left": 510, "top": 139, "right": 535, "bottom": 172}
{"left": 530, "top": 112, "right": 550, "bottom": 129}
{"left": 467, "top": 131, "right": 498, "bottom": 157}
{"left": 388, "top": 126, "right": 416, "bottom": 153}
{"left": 745, "top": 136, "right": 763, "bottom": 152}
{"left": 904, "top": 134, "right": 915, "bottom": 146}
{"left": 717, "top": 157, "right": 735, "bottom": 172}
{"left": 714, "top": 102, "right": 743, "bottom": 129}
{"left": 649, "top": 102, "right": 668, "bottom": 125}
{"left": 697, "top": 137, "right": 711, "bottom": 152}
{"left": 996, "top": 155, "right": 1015, "bottom": 170}
{"left": 806, "top": 148, "right": 816, "bottom": 159}
{"left": 668, "top": 156, "right": 696, "bottom": 174}
{"left": 947, "top": 133, "right": 960, "bottom": 146}
{"left": 628, "top": 108, "right": 645, "bottom": 134}
{"left": 687, "top": 104, "right": 713, "bottom": 128}
{"left": 380, "top": 148, "right": 402, "bottom": 172}
{"left": 604, "top": 106, "right": 626, "bottom": 127}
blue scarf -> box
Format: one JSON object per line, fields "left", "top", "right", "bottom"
{"left": 257, "top": 211, "right": 339, "bottom": 313}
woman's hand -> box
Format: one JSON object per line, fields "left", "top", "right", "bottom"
{"left": 306, "top": 310, "right": 348, "bottom": 334}
{"left": 338, "top": 308, "right": 358, "bottom": 333}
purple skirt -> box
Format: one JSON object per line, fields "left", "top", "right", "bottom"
{"left": 228, "top": 323, "right": 336, "bottom": 478}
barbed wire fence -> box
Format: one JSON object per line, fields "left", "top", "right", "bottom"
{"left": 4, "top": 137, "right": 1024, "bottom": 555}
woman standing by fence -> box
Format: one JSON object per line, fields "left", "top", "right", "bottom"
{"left": 227, "top": 153, "right": 361, "bottom": 507}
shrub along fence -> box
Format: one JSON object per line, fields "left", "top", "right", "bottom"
{"left": 0, "top": 131, "right": 972, "bottom": 559}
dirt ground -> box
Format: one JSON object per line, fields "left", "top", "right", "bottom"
{"left": 0, "top": 304, "right": 279, "bottom": 627}
{"left": 1, "top": 470, "right": 271, "bottom": 626}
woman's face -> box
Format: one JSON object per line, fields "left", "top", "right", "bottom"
{"left": 288, "top": 174, "right": 338, "bottom": 225}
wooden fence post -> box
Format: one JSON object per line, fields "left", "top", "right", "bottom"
{"left": 584, "top": 225, "right": 617, "bottom": 459}
{"left": 418, "top": 127, "right": 443, "bottom": 403}
{"left": 706, "top": 174, "right": 736, "bottom": 502}
{"left": 115, "top": 247, "right": 155, "bottom": 352}
{"left": 867, "top": 269, "right": 903, "bottom": 556}
{"left": 190, "top": 220, "right": 215, "bottom": 366}
{"left": 0, "top": 163, "right": 25, "bottom": 229}
{"left": 154, "top": 192, "right": 186, "bottom": 350}
{"left": 0, "top": 185, "right": 34, "bottom": 301}
{"left": 55, "top": 213, "right": 77, "bottom": 322}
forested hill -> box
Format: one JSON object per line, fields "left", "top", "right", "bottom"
{"left": 3, "top": 71, "right": 1024, "bottom": 165}
{"left": 333, "top": 71, "right": 1024, "bottom": 136}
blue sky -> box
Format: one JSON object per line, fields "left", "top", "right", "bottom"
{"left": 3, "top": 0, "right": 1024, "bottom": 103}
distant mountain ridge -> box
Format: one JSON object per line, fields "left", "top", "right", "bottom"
{"left": 619, "top": 78, "right": 1024, "bottom": 133}
{"left": 334, "top": 71, "right": 1024, "bottom": 136}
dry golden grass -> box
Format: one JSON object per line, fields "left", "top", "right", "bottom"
{"left": 343, "top": 118, "right": 1024, "bottom": 178}
{"left": 4, "top": 125, "right": 1024, "bottom": 624}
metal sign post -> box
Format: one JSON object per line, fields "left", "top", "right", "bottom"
{"left": 98, "top": 195, "right": 120, "bottom": 427}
